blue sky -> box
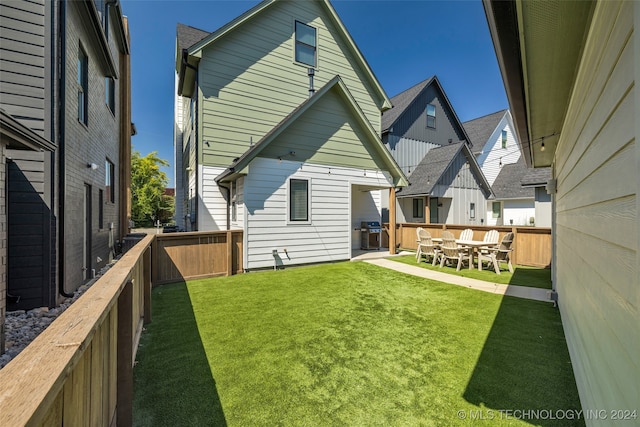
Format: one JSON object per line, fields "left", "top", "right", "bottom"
{"left": 122, "top": 0, "right": 507, "bottom": 187}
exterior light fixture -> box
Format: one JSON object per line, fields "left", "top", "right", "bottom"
{"left": 87, "top": 163, "right": 98, "bottom": 170}
{"left": 541, "top": 138, "right": 546, "bottom": 151}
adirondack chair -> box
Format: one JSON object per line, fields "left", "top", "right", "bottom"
{"left": 459, "top": 228, "right": 474, "bottom": 241}
{"left": 439, "top": 231, "right": 471, "bottom": 271}
{"left": 416, "top": 228, "right": 440, "bottom": 265}
{"left": 478, "top": 230, "right": 500, "bottom": 269}
{"left": 478, "top": 232, "right": 514, "bottom": 274}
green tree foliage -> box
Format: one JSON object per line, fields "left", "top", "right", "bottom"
{"left": 131, "top": 150, "right": 173, "bottom": 227}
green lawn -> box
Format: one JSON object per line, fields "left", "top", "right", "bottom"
{"left": 391, "top": 254, "right": 552, "bottom": 289}
{"left": 133, "top": 262, "right": 580, "bottom": 426}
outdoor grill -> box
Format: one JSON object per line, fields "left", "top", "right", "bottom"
{"left": 360, "top": 221, "right": 381, "bottom": 250}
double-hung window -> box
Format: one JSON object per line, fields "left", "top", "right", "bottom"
{"left": 289, "top": 179, "right": 309, "bottom": 222}
{"left": 426, "top": 104, "right": 436, "bottom": 128}
{"left": 295, "top": 21, "right": 316, "bottom": 67}
{"left": 78, "top": 47, "right": 88, "bottom": 125}
{"left": 501, "top": 130, "right": 507, "bottom": 148}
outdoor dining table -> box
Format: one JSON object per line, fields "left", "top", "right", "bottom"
{"left": 431, "top": 238, "right": 492, "bottom": 270}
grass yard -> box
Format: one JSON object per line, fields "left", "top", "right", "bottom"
{"left": 392, "top": 254, "right": 552, "bottom": 289}
{"left": 133, "top": 262, "right": 580, "bottom": 426}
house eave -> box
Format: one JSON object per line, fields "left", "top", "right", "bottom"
{"left": 79, "top": 0, "right": 118, "bottom": 78}
{"left": 1, "top": 110, "right": 56, "bottom": 152}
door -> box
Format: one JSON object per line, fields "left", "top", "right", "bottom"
{"left": 429, "top": 197, "right": 439, "bottom": 224}
{"left": 83, "top": 184, "right": 92, "bottom": 281}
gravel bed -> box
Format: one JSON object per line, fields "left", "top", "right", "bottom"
{"left": 1, "top": 259, "right": 118, "bottom": 370}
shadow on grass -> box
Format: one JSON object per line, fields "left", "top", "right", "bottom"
{"left": 463, "top": 296, "right": 583, "bottom": 426}
{"left": 509, "top": 267, "right": 552, "bottom": 289}
{"left": 133, "top": 282, "right": 227, "bottom": 427}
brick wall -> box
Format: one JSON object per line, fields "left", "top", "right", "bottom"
{"left": 60, "top": 3, "right": 122, "bottom": 291}
{"left": 1, "top": 142, "right": 6, "bottom": 353}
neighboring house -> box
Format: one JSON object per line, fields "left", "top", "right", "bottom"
{"left": 174, "top": 0, "right": 407, "bottom": 270}
{"left": 464, "top": 109, "right": 551, "bottom": 226}
{"left": 0, "top": 0, "right": 133, "bottom": 316}
{"left": 380, "top": 76, "right": 492, "bottom": 224}
{"left": 521, "top": 167, "right": 552, "bottom": 227}
{"left": 0, "top": 111, "right": 55, "bottom": 353}
{"left": 484, "top": 0, "right": 638, "bottom": 421}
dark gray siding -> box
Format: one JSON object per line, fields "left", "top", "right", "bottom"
{"left": 6, "top": 151, "right": 53, "bottom": 310}
{"left": 0, "top": 0, "right": 50, "bottom": 137}
{"left": 387, "top": 85, "right": 466, "bottom": 146}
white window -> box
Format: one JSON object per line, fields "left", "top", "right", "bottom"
{"left": 470, "top": 202, "right": 476, "bottom": 219}
{"left": 295, "top": 21, "right": 316, "bottom": 67}
{"left": 289, "top": 178, "right": 309, "bottom": 222}
{"left": 501, "top": 130, "right": 507, "bottom": 148}
{"left": 426, "top": 104, "right": 436, "bottom": 128}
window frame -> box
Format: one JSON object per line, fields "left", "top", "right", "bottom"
{"left": 294, "top": 20, "right": 317, "bottom": 67}
{"left": 105, "top": 159, "right": 115, "bottom": 203}
{"left": 412, "top": 198, "right": 424, "bottom": 219}
{"left": 98, "top": 189, "right": 104, "bottom": 229}
{"left": 501, "top": 129, "right": 507, "bottom": 149}
{"left": 470, "top": 202, "right": 476, "bottom": 219}
{"left": 492, "top": 201, "right": 501, "bottom": 218}
{"left": 426, "top": 104, "right": 436, "bottom": 129}
{"left": 105, "top": 77, "right": 115, "bottom": 114}
{"left": 288, "top": 178, "right": 311, "bottom": 224}
{"left": 78, "top": 46, "right": 88, "bottom": 125}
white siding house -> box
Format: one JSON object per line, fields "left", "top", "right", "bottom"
{"left": 484, "top": 0, "right": 639, "bottom": 422}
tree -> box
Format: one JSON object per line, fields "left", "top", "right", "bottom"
{"left": 131, "top": 150, "right": 172, "bottom": 227}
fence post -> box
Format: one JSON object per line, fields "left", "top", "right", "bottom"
{"left": 117, "top": 280, "right": 133, "bottom": 427}
{"left": 226, "top": 230, "right": 233, "bottom": 276}
{"left": 143, "top": 247, "right": 152, "bottom": 325}
{"left": 511, "top": 226, "right": 518, "bottom": 266}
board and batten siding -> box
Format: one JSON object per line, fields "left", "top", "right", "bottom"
{"left": 553, "top": 0, "right": 638, "bottom": 419}
{"left": 475, "top": 115, "right": 519, "bottom": 187}
{"left": 244, "top": 157, "right": 389, "bottom": 270}
{"left": 383, "top": 135, "right": 440, "bottom": 176}
{"left": 197, "top": 0, "right": 383, "bottom": 168}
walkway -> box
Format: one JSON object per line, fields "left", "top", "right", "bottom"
{"left": 363, "top": 258, "right": 552, "bottom": 303}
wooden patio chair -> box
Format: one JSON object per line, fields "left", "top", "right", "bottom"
{"left": 478, "top": 232, "right": 514, "bottom": 274}
{"left": 459, "top": 228, "right": 474, "bottom": 241}
{"left": 439, "top": 231, "right": 471, "bottom": 271}
{"left": 416, "top": 228, "right": 440, "bottom": 265}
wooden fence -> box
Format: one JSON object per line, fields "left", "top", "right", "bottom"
{"left": 152, "top": 230, "right": 243, "bottom": 285}
{"left": 0, "top": 234, "right": 154, "bottom": 426}
{"left": 383, "top": 223, "right": 552, "bottom": 268}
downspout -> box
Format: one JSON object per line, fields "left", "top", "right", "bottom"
{"left": 56, "top": 0, "right": 73, "bottom": 298}
{"left": 218, "top": 182, "right": 231, "bottom": 230}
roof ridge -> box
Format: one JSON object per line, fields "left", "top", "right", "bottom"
{"left": 463, "top": 108, "right": 507, "bottom": 124}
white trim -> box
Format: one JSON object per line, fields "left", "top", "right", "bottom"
{"left": 286, "top": 176, "right": 312, "bottom": 225}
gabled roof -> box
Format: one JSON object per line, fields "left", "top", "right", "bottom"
{"left": 215, "top": 76, "right": 407, "bottom": 186}
{"left": 0, "top": 110, "right": 55, "bottom": 152}
{"left": 176, "top": 23, "right": 210, "bottom": 52}
{"left": 182, "top": 0, "right": 391, "bottom": 110}
{"left": 521, "top": 167, "right": 551, "bottom": 187}
{"left": 381, "top": 76, "right": 473, "bottom": 148}
{"left": 463, "top": 109, "right": 508, "bottom": 155}
{"left": 381, "top": 77, "right": 434, "bottom": 132}
{"left": 397, "top": 142, "right": 492, "bottom": 198}
{"left": 491, "top": 157, "right": 535, "bottom": 200}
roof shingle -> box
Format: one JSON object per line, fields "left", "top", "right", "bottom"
{"left": 177, "top": 23, "right": 210, "bottom": 52}
{"left": 463, "top": 109, "right": 507, "bottom": 154}
{"left": 381, "top": 77, "right": 434, "bottom": 132}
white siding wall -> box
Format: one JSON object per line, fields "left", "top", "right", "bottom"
{"left": 553, "top": 1, "right": 637, "bottom": 420}
{"left": 534, "top": 187, "right": 552, "bottom": 227}
{"left": 244, "top": 157, "right": 391, "bottom": 269}
{"left": 174, "top": 75, "right": 184, "bottom": 228}
{"left": 198, "top": 165, "right": 228, "bottom": 230}
{"left": 439, "top": 187, "right": 489, "bottom": 225}
{"left": 476, "top": 114, "right": 519, "bottom": 186}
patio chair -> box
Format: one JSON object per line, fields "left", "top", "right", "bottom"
{"left": 478, "top": 229, "right": 500, "bottom": 267}
{"left": 439, "top": 232, "right": 471, "bottom": 271}
{"left": 478, "top": 232, "right": 514, "bottom": 274}
{"left": 416, "top": 228, "right": 440, "bottom": 265}
{"left": 459, "top": 228, "right": 474, "bottom": 241}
